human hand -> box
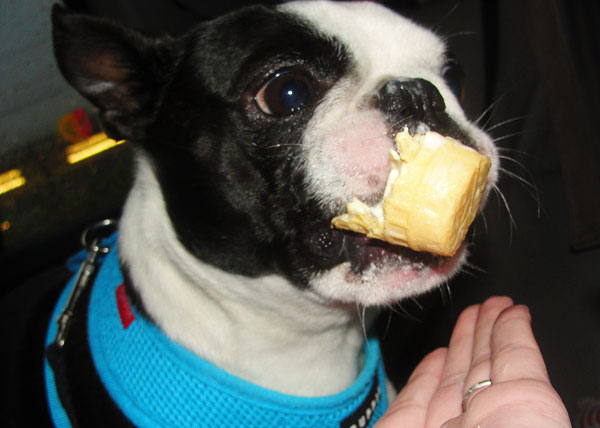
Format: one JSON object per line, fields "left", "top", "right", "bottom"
{"left": 375, "top": 296, "right": 571, "bottom": 428}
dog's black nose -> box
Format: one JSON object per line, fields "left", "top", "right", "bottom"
{"left": 375, "top": 78, "right": 446, "bottom": 133}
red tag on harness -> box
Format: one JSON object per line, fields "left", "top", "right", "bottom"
{"left": 116, "top": 283, "right": 135, "bottom": 329}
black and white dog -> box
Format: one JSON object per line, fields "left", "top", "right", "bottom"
{"left": 49, "top": 1, "right": 498, "bottom": 426}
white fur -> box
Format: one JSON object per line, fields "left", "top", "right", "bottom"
{"left": 118, "top": 1, "right": 499, "bottom": 397}
{"left": 280, "top": 1, "right": 498, "bottom": 209}
{"left": 119, "top": 153, "right": 365, "bottom": 396}
{"left": 312, "top": 246, "right": 468, "bottom": 306}
{"left": 281, "top": 1, "right": 499, "bottom": 304}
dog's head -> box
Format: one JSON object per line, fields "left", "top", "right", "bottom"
{"left": 53, "top": 1, "right": 498, "bottom": 307}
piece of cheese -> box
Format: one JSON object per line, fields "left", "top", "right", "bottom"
{"left": 331, "top": 130, "right": 491, "bottom": 256}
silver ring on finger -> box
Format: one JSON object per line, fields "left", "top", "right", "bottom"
{"left": 462, "top": 379, "right": 492, "bottom": 413}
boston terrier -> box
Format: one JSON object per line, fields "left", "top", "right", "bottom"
{"left": 47, "top": 1, "right": 499, "bottom": 427}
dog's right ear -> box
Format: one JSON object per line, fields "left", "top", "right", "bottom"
{"left": 51, "top": 4, "right": 176, "bottom": 141}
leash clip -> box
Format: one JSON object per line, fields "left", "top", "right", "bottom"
{"left": 55, "top": 219, "right": 117, "bottom": 348}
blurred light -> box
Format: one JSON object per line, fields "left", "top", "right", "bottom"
{"left": 66, "top": 132, "right": 125, "bottom": 164}
{"left": 1, "top": 221, "right": 10, "bottom": 232}
{"left": 0, "top": 169, "right": 26, "bottom": 195}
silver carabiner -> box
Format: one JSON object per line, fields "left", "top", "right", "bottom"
{"left": 55, "top": 219, "right": 117, "bottom": 348}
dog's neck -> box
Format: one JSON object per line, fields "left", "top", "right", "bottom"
{"left": 118, "top": 154, "right": 366, "bottom": 396}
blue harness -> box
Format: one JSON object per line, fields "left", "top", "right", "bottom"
{"left": 45, "top": 233, "right": 389, "bottom": 428}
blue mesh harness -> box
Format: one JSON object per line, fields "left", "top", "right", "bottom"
{"left": 45, "top": 234, "right": 389, "bottom": 428}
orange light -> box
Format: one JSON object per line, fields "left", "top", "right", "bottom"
{"left": 66, "top": 132, "right": 125, "bottom": 164}
{"left": 0, "top": 169, "right": 26, "bottom": 195}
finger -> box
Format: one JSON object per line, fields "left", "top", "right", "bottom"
{"left": 462, "top": 296, "right": 513, "bottom": 395}
{"left": 375, "top": 347, "right": 447, "bottom": 428}
{"left": 425, "top": 304, "right": 479, "bottom": 427}
{"left": 443, "top": 380, "right": 571, "bottom": 428}
{"left": 490, "top": 305, "right": 550, "bottom": 383}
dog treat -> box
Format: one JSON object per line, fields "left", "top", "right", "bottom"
{"left": 331, "top": 130, "right": 491, "bottom": 256}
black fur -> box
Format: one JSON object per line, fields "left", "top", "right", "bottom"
{"left": 48, "top": 3, "right": 488, "bottom": 425}
{"left": 52, "top": 3, "right": 472, "bottom": 291}
{"left": 52, "top": 5, "right": 357, "bottom": 287}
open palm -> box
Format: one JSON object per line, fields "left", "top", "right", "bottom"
{"left": 376, "top": 297, "right": 571, "bottom": 428}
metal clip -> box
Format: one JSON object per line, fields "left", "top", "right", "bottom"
{"left": 55, "top": 219, "right": 117, "bottom": 348}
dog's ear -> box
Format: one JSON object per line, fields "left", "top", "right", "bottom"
{"left": 51, "top": 5, "right": 175, "bottom": 141}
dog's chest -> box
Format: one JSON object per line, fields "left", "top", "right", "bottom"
{"left": 45, "top": 236, "right": 389, "bottom": 428}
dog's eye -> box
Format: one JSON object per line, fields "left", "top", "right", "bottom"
{"left": 255, "top": 70, "right": 315, "bottom": 115}
{"left": 442, "top": 63, "right": 465, "bottom": 102}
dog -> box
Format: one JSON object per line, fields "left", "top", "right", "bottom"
{"left": 47, "top": 1, "right": 498, "bottom": 427}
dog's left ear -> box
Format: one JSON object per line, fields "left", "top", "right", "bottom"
{"left": 52, "top": 5, "right": 176, "bottom": 141}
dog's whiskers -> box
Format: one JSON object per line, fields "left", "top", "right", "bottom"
{"left": 478, "top": 207, "right": 489, "bottom": 233}
{"left": 497, "top": 153, "right": 534, "bottom": 174}
{"left": 464, "top": 259, "right": 487, "bottom": 274}
{"left": 442, "top": 30, "right": 477, "bottom": 42}
{"left": 264, "top": 143, "right": 303, "bottom": 150}
{"left": 338, "top": 234, "right": 351, "bottom": 262}
{"left": 432, "top": 3, "right": 461, "bottom": 35}
{"left": 409, "top": 296, "right": 423, "bottom": 311}
{"left": 484, "top": 115, "right": 530, "bottom": 133}
{"left": 438, "top": 280, "right": 453, "bottom": 305}
{"left": 491, "top": 184, "right": 517, "bottom": 244}
{"left": 388, "top": 300, "right": 421, "bottom": 322}
{"left": 474, "top": 91, "right": 509, "bottom": 127}
{"left": 458, "top": 260, "right": 486, "bottom": 281}
{"left": 498, "top": 165, "right": 537, "bottom": 192}
{"left": 497, "top": 153, "right": 542, "bottom": 218}
{"left": 497, "top": 147, "right": 551, "bottom": 177}
{"left": 355, "top": 303, "right": 369, "bottom": 342}
{"left": 379, "top": 310, "right": 394, "bottom": 340}
{"left": 492, "top": 128, "right": 540, "bottom": 144}
{"left": 497, "top": 146, "right": 546, "bottom": 162}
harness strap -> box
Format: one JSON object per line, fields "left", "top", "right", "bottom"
{"left": 46, "top": 273, "right": 134, "bottom": 427}
{"left": 45, "top": 229, "right": 133, "bottom": 427}
{"left": 45, "top": 230, "right": 389, "bottom": 428}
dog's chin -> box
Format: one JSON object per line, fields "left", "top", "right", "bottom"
{"left": 308, "top": 230, "right": 467, "bottom": 307}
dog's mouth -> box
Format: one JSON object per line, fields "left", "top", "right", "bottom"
{"left": 340, "top": 231, "right": 442, "bottom": 274}
{"left": 301, "top": 222, "right": 467, "bottom": 305}
{"left": 305, "top": 223, "right": 452, "bottom": 276}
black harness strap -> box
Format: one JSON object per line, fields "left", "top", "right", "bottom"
{"left": 46, "top": 271, "right": 134, "bottom": 427}
{"left": 45, "top": 230, "right": 134, "bottom": 428}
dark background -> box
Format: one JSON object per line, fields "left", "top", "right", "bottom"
{"left": 1, "top": 0, "right": 599, "bottom": 426}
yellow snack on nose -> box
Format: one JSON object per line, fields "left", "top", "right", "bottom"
{"left": 331, "top": 130, "right": 491, "bottom": 256}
